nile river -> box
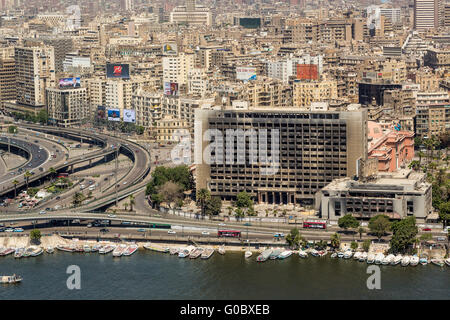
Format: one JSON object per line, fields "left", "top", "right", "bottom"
{"left": 0, "top": 250, "right": 448, "bottom": 299}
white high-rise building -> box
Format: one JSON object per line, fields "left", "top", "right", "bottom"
{"left": 162, "top": 52, "right": 195, "bottom": 85}
{"left": 170, "top": 0, "right": 212, "bottom": 26}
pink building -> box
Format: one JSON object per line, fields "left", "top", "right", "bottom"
{"left": 368, "top": 121, "right": 415, "bottom": 172}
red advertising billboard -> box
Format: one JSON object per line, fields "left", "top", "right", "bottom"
{"left": 296, "top": 64, "right": 318, "bottom": 80}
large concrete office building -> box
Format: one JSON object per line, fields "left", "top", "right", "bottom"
{"left": 414, "top": 0, "right": 444, "bottom": 30}
{"left": 15, "top": 46, "right": 55, "bottom": 107}
{"left": 46, "top": 87, "right": 89, "bottom": 127}
{"left": 195, "top": 104, "right": 368, "bottom": 206}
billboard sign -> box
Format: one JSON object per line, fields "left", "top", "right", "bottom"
{"left": 97, "top": 106, "right": 106, "bottom": 119}
{"left": 164, "top": 82, "right": 178, "bottom": 96}
{"left": 236, "top": 66, "right": 257, "bottom": 81}
{"left": 107, "top": 109, "right": 120, "bottom": 121}
{"left": 106, "top": 63, "right": 130, "bottom": 79}
{"left": 163, "top": 43, "right": 178, "bottom": 55}
{"left": 296, "top": 64, "right": 318, "bottom": 80}
{"left": 123, "top": 109, "right": 136, "bottom": 123}
{"left": 59, "top": 77, "right": 81, "bottom": 88}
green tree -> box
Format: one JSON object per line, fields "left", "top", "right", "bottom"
{"left": 362, "top": 239, "right": 371, "bottom": 252}
{"left": 197, "top": 188, "right": 211, "bottom": 217}
{"left": 12, "top": 179, "right": 19, "bottom": 198}
{"left": 390, "top": 216, "right": 418, "bottom": 254}
{"left": 419, "top": 233, "right": 432, "bottom": 243}
{"left": 338, "top": 214, "right": 360, "bottom": 232}
{"left": 234, "top": 207, "right": 244, "bottom": 221}
{"left": 150, "top": 193, "right": 163, "bottom": 209}
{"left": 286, "top": 228, "right": 301, "bottom": 248}
{"left": 48, "top": 167, "right": 57, "bottom": 183}
{"left": 158, "top": 181, "right": 183, "bottom": 208}
{"left": 330, "top": 233, "right": 341, "bottom": 249}
{"left": 135, "top": 125, "right": 145, "bottom": 135}
{"left": 350, "top": 241, "right": 358, "bottom": 251}
{"left": 315, "top": 240, "right": 327, "bottom": 250}
{"left": 205, "top": 196, "right": 222, "bottom": 216}
{"left": 37, "top": 109, "right": 48, "bottom": 124}
{"left": 124, "top": 202, "right": 128, "bottom": 211}
{"left": 358, "top": 227, "right": 365, "bottom": 240}
{"left": 438, "top": 202, "right": 450, "bottom": 227}
{"left": 72, "top": 192, "right": 85, "bottom": 207}
{"left": 129, "top": 194, "right": 135, "bottom": 212}
{"left": 8, "top": 125, "right": 17, "bottom": 134}
{"left": 236, "top": 191, "right": 253, "bottom": 210}
{"left": 24, "top": 171, "right": 32, "bottom": 189}
{"left": 368, "top": 214, "right": 391, "bottom": 241}
{"left": 30, "top": 229, "right": 41, "bottom": 243}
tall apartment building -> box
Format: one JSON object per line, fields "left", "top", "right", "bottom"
{"left": 415, "top": 91, "right": 450, "bottom": 137}
{"left": 162, "top": 52, "right": 195, "bottom": 85}
{"left": 445, "top": 2, "right": 450, "bottom": 26}
{"left": 0, "top": 47, "right": 16, "bottom": 102}
{"left": 239, "top": 78, "right": 292, "bottom": 108}
{"left": 105, "top": 78, "right": 154, "bottom": 114}
{"left": 195, "top": 105, "right": 368, "bottom": 206}
{"left": 46, "top": 87, "right": 89, "bottom": 127}
{"left": 15, "top": 46, "right": 56, "bottom": 107}
{"left": 293, "top": 79, "right": 338, "bottom": 107}
{"left": 132, "top": 91, "right": 163, "bottom": 131}
{"left": 414, "top": 0, "right": 444, "bottom": 30}
{"left": 170, "top": 0, "right": 212, "bottom": 26}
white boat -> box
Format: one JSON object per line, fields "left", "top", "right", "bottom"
{"left": 256, "top": 249, "right": 272, "bottom": 262}
{"left": 367, "top": 253, "right": 375, "bottom": 264}
{"left": 143, "top": 243, "right": 169, "bottom": 253}
{"left": 123, "top": 244, "right": 138, "bottom": 256}
{"left": 189, "top": 247, "right": 204, "bottom": 259}
{"left": 113, "top": 244, "right": 127, "bottom": 257}
{"left": 337, "top": 251, "right": 344, "bottom": 258}
{"left": 391, "top": 254, "right": 402, "bottom": 265}
{"left": 218, "top": 245, "right": 226, "bottom": 255}
{"left": 14, "top": 247, "right": 25, "bottom": 258}
{"left": 178, "top": 245, "right": 196, "bottom": 258}
{"left": 201, "top": 248, "right": 214, "bottom": 259}
{"left": 56, "top": 245, "right": 75, "bottom": 252}
{"left": 270, "top": 248, "right": 283, "bottom": 259}
{"left": 374, "top": 253, "right": 385, "bottom": 264}
{"left": 278, "top": 250, "right": 293, "bottom": 259}
{"left": 245, "top": 251, "right": 253, "bottom": 259}
{"left": 83, "top": 245, "right": 91, "bottom": 253}
{"left": 359, "top": 252, "right": 368, "bottom": 262}
{"left": 99, "top": 245, "right": 115, "bottom": 254}
{"left": 91, "top": 244, "right": 102, "bottom": 252}
{"left": 318, "top": 250, "right": 327, "bottom": 257}
{"left": 45, "top": 246, "right": 54, "bottom": 254}
{"left": 401, "top": 256, "right": 411, "bottom": 266}
{"left": 431, "top": 259, "right": 445, "bottom": 267}
{"left": 27, "top": 246, "right": 43, "bottom": 257}
{"left": 298, "top": 250, "right": 308, "bottom": 258}
{"left": 353, "top": 252, "right": 361, "bottom": 260}
{"left": 309, "top": 249, "right": 319, "bottom": 257}
{"left": 445, "top": 258, "right": 450, "bottom": 267}
{"left": 330, "top": 252, "right": 338, "bottom": 258}
{"left": 383, "top": 254, "right": 395, "bottom": 265}
{"left": 0, "top": 274, "right": 22, "bottom": 284}
{"left": 343, "top": 250, "right": 353, "bottom": 259}
{"left": 410, "top": 256, "right": 419, "bottom": 266}
{"left": 169, "top": 247, "right": 179, "bottom": 255}
{"left": 0, "top": 248, "right": 15, "bottom": 256}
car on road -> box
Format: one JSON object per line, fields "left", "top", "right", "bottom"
{"left": 436, "top": 236, "right": 446, "bottom": 241}
{"left": 218, "top": 223, "right": 226, "bottom": 226}
{"left": 5, "top": 228, "right": 13, "bottom": 232}
{"left": 107, "top": 214, "right": 116, "bottom": 218}
{"left": 56, "top": 196, "right": 60, "bottom": 200}
{"left": 422, "top": 228, "right": 432, "bottom": 231}
{"left": 100, "top": 228, "right": 109, "bottom": 233}
{"left": 64, "top": 161, "right": 68, "bottom": 165}
{"left": 54, "top": 205, "right": 61, "bottom": 210}
{"left": 87, "top": 223, "right": 92, "bottom": 228}
{"left": 137, "top": 228, "right": 147, "bottom": 232}
{"left": 39, "top": 210, "right": 46, "bottom": 215}
{"left": 201, "top": 231, "right": 210, "bottom": 236}
{"left": 243, "top": 223, "right": 252, "bottom": 226}
{"left": 123, "top": 181, "right": 127, "bottom": 185}
{"left": 273, "top": 233, "right": 285, "bottom": 238}
{"left": 168, "top": 230, "right": 176, "bottom": 235}
{"left": 10, "top": 171, "right": 15, "bottom": 175}
{"left": 13, "top": 228, "right": 24, "bottom": 232}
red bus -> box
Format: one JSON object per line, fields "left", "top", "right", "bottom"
{"left": 218, "top": 230, "right": 241, "bottom": 238}
{"left": 58, "top": 173, "right": 69, "bottom": 178}
{"left": 303, "top": 221, "right": 327, "bottom": 230}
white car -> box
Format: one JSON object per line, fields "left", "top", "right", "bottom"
{"left": 201, "top": 231, "right": 210, "bottom": 236}
{"left": 87, "top": 223, "right": 92, "bottom": 228}
{"left": 107, "top": 214, "right": 116, "bottom": 218}
{"left": 168, "top": 230, "right": 176, "bottom": 235}
{"left": 219, "top": 223, "right": 226, "bottom": 226}
{"left": 39, "top": 210, "right": 46, "bottom": 215}
{"left": 5, "top": 228, "right": 13, "bottom": 232}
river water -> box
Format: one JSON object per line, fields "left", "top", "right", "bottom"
{"left": 0, "top": 250, "right": 448, "bottom": 299}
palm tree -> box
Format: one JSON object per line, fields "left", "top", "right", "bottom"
{"left": 124, "top": 202, "right": 128, "bottom": 211}
{"left": 128, "top": 194, "right": 135, "bottom": 212}
{"left": 358, "top": 227, "right": 365, "bottom": 241}
{"left": 330, "top": 233, "right": 341, "bottom": 249}
{"left": 12, "top": 179, "right": 19, "bottom": 198}
{"left": 196, "top": 188, "right": 211, "bottom": 217}
{"left": 24, "top": 171, "right": 32, "bottom": 190}
{"left": 48, "top": 167, "right": 57, "bottom": 183}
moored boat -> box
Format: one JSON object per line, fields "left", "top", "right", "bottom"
{"left": 269, "top": 248, "right": 283, "bottom": 259}
{"left": 431, "top": 259, "right": 444, "bottom": 267}
{"left": 392, "top": 254, "right": 402, "bottom": 265}
{"left": 359, "top": 252, "right": 368, "bottom": 262}
{"left": 374, "top": 253, "right": 384, "bottom": 264}
{"left": 14, "top": 248, "right": 24, "bottom": 258}
{"left": 113, "top": 244, "right": 127, "bottom": 257}
{"left": 169, "top": 247, "right": 179, "bottom": 255}
{"left": 298, "top": 250, "right": 308, "bottom": 258}
{"left": 401, "top": 256, "right": 411, "bottom": 266}
{"left": 143, "top": 243, "right": 169, "bottom": 253}
{"left": 309, "top": 249, "right": 319, "bottom": 257}
{"left": 278, "top": 250, "right": 293, "bottom": 259}
{"left": 123, "top": 244, "right": 138, "bottom": 256}
{"left": 245, "top": 250, "right": 253, "bottom": 259}
{"left": 410, "top": 256, "right": 419, "bottom": 266}
{"left": 201, "top": 248, "right": 214, "bottom": 259}
{"left": 330, "top": 252, "right": 338, "bottom": 258}
{"left": 189, "top": 247, "right": 204, "bottom": 259}
{"left": 1, "top": 248, "right": 15, "bottom": 256}
{"left": 353, "top": 252, "right": 361, "bottom": 260}
{"left": 0, "top": 274, "right": 22, "bottom": 284}
{"left": 318, "top": 250, "right": 327, "bottom": 257}
{"left": 99, "top": 245, "right": 115, "bottom": 254}
{"left": 383, "top": 254, "right": 395, "bottom": 265}
{"left": 83, "top": 245, "right": 91, "bottom": 253}
{"left": 218, "top": 245, "right": 226, "bottom": 255}
{"left": 91, "top": 244, "right": 101, "bottom": 252}
{"left": 256, "top": 249, "right": 272, "bottom": 262}
{"left": 45, "top": 246, "right": 54, "bottom": 254}
{"left": 30, "top": 246, "right": 43, "bottom": 257}
{"left": 419, "top": 256, "right": 428, "bottom": 265}
{"left": 367, "top": 253, "right": 375, "bottom": 264}
{"left": 445, "top": 258, "right": 450, "bottom": 267}
{"left": 337, "top": 251, "right": 344, "bottom": 258}
{"left": 178, "top": 245, "right": 196, "bottom": 258}
{"left": 56, "top": 245, "right": 75, "bottom": 253}
{"left": 343, "top": 250, "right": 353, "bottom": 259}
